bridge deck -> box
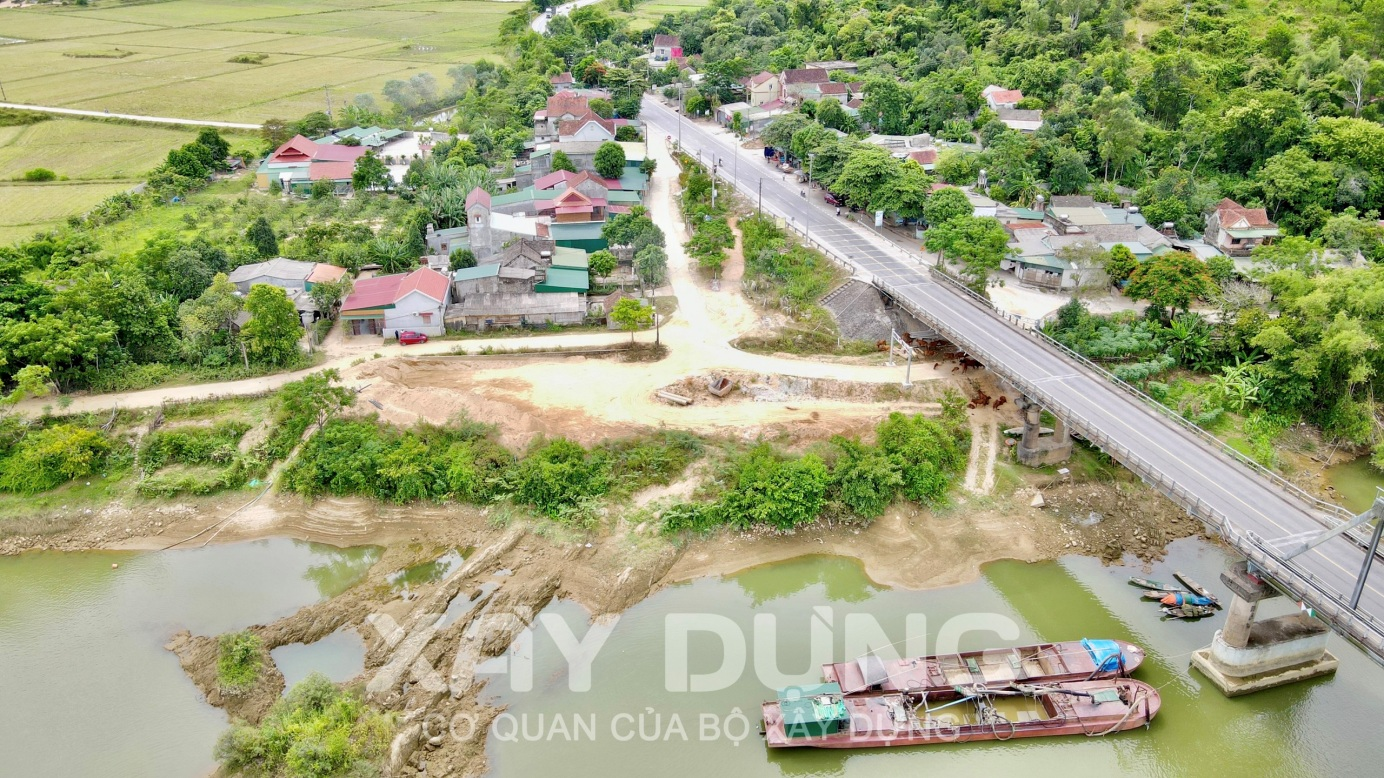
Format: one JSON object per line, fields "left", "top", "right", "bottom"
{"left": 642, "top": 97, "right": 1384, "bottom": 662}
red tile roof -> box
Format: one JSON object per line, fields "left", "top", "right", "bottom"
{"left": 745, "top": 71, "right": 778, "bottom": 87}
{"left": 818, "top": 82, "right": 847, "bottom": 95}
{"left": 558, "top": 116, "right": 616, "bottom": 138}
{"left": 308, "top": 160, "right": 356, "bottom": 181}
{"left": 342, "top": 274, "right": 403, "bottom": 312}
{"left": 783, "top": 68, "right": 830, "bottom": 85}
{"left": 551, "top": 72, "right": 575, "bottom": 85}
{"left": 545, "top": 92, "right": 590, "bottom": 118}
{"left": 987, "top": 89, "right": 1024, "bottom": 105}
{"left": 268, "top": 135, "right": 368, "bottom": 165}
{"left": 308, "top": 264, "right": 348, "bottom": 284}
{"left": 465, "top": 187, "right": 491, "bottom": 210}
{"left": 1214, "top": 198, "right": 1275, "bottom": 228}
{"left": 653, "top": 34, "right": 679, "bottom": 47}
{"left": 907, "top": 149, "right": 938, "bottom": 166}
{"left": 395, "top": 267, "right": 449, "bottom": 303}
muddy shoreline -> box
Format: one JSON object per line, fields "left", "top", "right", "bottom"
{"left": 4, "top": 465, "right": 1205, "bottom": 777}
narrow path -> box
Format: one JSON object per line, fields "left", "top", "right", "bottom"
{"left": 0, "top": 102, "right": 260, "bottom": 130}
{"left": 963, "top": 419, "right": 998, "bottom": 495}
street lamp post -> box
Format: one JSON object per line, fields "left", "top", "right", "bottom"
{"left": 758, "top": 179, "right": 762, "bottom": 215}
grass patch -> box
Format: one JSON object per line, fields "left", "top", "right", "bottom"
{"left": 215, "top": 673, "right": 394, "bottom": 776}
{"left": 227, "top": 52, "right": 268, "bottom": 64}
{"left": 216, "top": 630, "right": 263, "bottom": 695}
{"left": 62, "top": 48, "right": 134, "bottom": 59}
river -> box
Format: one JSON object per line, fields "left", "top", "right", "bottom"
{"left": 4, "top": 536, "right": 1383, "bottom": 777}
{"left": 484, "top": 538, "right": 1384, "bottom": 777}
{"left": 0, "top": 539, "right": 380, "bottom": 777}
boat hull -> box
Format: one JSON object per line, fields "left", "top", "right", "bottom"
{"left": 763, "top": 679, "right": 1161, "bottom": 749}
{"left": 820, "top": 639, "right": 1144, "bottom": 695}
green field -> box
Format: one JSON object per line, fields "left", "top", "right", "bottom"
{"left": 0, "top": 0, "right": 515, "bottom": 122}
{"left": 619, "top": 0, "right": 709, "bottom": 31}
{"left": 0, "top": 118, "right": 209, "bottom": 243}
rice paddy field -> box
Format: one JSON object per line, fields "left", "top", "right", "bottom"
{"left": 619, "top": 0, "right": 709, "bottom": 31}
{"left": 0, "top": 0, "right": 516, "bottom": 123}
{"left": 0, "top": 118, "right": 207, "bottom": 241}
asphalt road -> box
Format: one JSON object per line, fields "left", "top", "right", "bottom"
{"left": 642, "top": 95, "right": 1384, "bottom": 658}
{"left": 0, "top": 102, "right": 259, "bottom": 129}
{"left": 530, "top": 0, "right": 606, "bottom": 34}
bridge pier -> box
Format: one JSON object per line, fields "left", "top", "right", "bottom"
{"left": 1191, "top": 561, "right": 1338, "bottom": 696}
{"left": 1014, "top": 396, "right": 1072, "bottom": 466}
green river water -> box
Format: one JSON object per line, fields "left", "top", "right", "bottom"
{"left": 484, "top": 539, "right": 1384, "bottom": 778}
{"left": 4, "top": 536, "right": 1384, "bottom": 777}
{"left": 0, "top": 539, "right": 379, "bottom": 777}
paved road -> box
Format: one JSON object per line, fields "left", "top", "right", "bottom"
{"left": 530, "top": 0, "right": 606, "bottom": 34}
{"left": 642, "top": 95, "right": 1384, "bottom": 659}
{"left": 0, "top": 102, "right": 259, "bottom": 130}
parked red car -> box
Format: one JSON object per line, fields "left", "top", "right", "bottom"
{"left": 823, "top": 192, "right": 842, "bottom": 206}
{"left": 397, "top": 331, "right": 429, "bottom": 345}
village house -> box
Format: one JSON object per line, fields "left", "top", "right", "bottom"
{"left": 781, "top": 68, "right": 832, "bottom": 102}
{"left": 446, "top": 238, "right": 590, "bottom": 330}
{"left": 651, "top": 34, "right": 682, "bottom": 63}
{"left": 550, "top": 71, "right": 576, "bottom": 88}
{"left": 339, "top": 267, "right": 451, "bottom": 337}
{"left": 533, "top": 90, "right": 612, "bottom": 143}
{"left": 996, "top": 107, "right": 1043, "bottom": 133}
{"left": 715, "top": 100, "right": 790, "bottom": 135}
{"left": 741, "top": 71, "right": 783, "bottom": 107}
{"left": 318, "top": 126, "right": 442, "bottom": 184}
{"left": 557, "top": 114, "right": 618, "bottom": 143}
{"left": 982, "top": 85, "right": 1024, "bottom": 111}
{"left": 255, "top": 135, "right": 366, "bottom": 194}
{"left": 1204, "top": 198, "right": 1280, "bottom": 257}
{"left": 226, "top": 258, "right": 347, "bottom": 325}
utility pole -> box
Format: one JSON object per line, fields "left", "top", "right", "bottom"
{"left": 324, "top": 87, "right": 332, "bottom": 118}
{"left": 711, "top": 163, "right": 717, "bottom": 210}
{"left": 758, "top": 178, "right": 762, "bottom": 215}
{"left": 0, "top": 79, "right": 7, "bottom": 101}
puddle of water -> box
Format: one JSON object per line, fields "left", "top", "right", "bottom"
{"left": 1324, "top": 456, "right": 1384, "bottom": 513}
{"left": 387, "top": 547, "right": 474, "bottom": 595}
{"left": 441, "top": 580, "right": 500, "bottom": 628}
{"left": 271, "top": 628, "right": 367, "bottom": 691}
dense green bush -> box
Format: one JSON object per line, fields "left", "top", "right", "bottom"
{"left": 714, "top": 443, "right": 831, "bottom": 531}
{"left": 508, "top": 437, "right": 610, "bottom": 520}
{"left": 214, "top": 673, "right": 393, "bottom": 778}
{"left": 22, "top": 168, "right": 57, "bottom": 182}
{"left": 140, "top": 421, "right": 251, "bottom": 474}
{"left": 875, "top": 412, "right": 965, "bottom": 504}
{"left": 596, "top": 430, "right": 703, "bottom": 495}
{"left": 217, "top": 630, "right": 262, "bottom": 694}
{"left": 740, "top": 215, "right": 839, "bottom": 309}
{"left": 0, "top": 423, "right": 115, "bottom": 494}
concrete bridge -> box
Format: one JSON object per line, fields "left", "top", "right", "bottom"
{"left": 641, "top": 96, "right": 1384, "bottom": 677}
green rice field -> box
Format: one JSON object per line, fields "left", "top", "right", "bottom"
{"left": 0, "top": 181, "right": 135, "bottom": 243}
{"left": 0, "top": 0, "right": 516, "bottom": 123}
{"left": 619, "top": 0, "right": 709, "bottom": 31}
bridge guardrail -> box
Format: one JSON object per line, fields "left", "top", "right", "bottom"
{"left": 923, "top": 266, "right": 1372, "bottom": 550}
{"left": 876, "top": 274, "right": 1384, "bottom": 661}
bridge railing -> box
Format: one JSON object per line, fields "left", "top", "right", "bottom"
{"left": 921, "top": 266, "right": 1372, "bottom": 549}
{"left": 876, "top": 275, "right": 1384, "bottom": 661}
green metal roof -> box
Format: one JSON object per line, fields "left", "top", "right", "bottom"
{"left": 617, "top": 171, "right": 648, "bottom": 191}
{"left": 535, "top": 266, "right": 590, "bottom": 293}
{"left": 607, "top": 190, "right": 642, "bottom": 204}
{"left": 551, "top": 246, "right": 589, "bottom": 269}
{"left": 1018, "top": 254, "right": 1071, "bottom": 271}
{"left": 452, "top": 264, "right": 500, "bottom": 282}
{"left": 491, "top": 187, "right": 537, "bottom": 207}
{"left": 1010, "top": 207, "right": 1045, "bottom": 220}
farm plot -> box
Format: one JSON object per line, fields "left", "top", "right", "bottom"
{"left": 0, "top": 120, "right": 194, "bottom": 181}
{"left": 0, "top": 0, "right": 511, "bottom": 121}
{"left": 0, "top": 182, "right": 136, "bottom": 242}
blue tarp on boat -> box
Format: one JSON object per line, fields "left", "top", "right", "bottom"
{"left": 1082, "top": 638, "right": 1124, "bottom": 671}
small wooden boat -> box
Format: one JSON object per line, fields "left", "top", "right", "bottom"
{"left": 1140, "top": 590, "right": 1185, "bottom": 600}
{"left": 1159, "top": 592, "right": 1215, "bottom": 607}
{"left": 1174, "top": 571, "right": 1221, "bottom": 608}
{"left": 1129, "top": 576, "right": 1189, "bottom": 592}
{"left": 762, "top": 678, "right": 1161, "bottom": 749}
{"left": 1162, "top": 605, "right": 1216, "bottom": 620}
{"left": 820, "top": 639, "right": 1144, "bottom": 695}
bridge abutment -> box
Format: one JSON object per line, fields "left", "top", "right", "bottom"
{"left": 1191, "top": 562, "right": 1338, "bottom": 696}
{"left": 1014, "top": 396, "right": 1072, "bottom": 466}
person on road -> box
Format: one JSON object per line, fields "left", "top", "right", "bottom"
{"left": 836, "top": 207, "right": 841, "bottom": 217}
{"left": 800, "top": 189, "right": 806, "bottom": 198}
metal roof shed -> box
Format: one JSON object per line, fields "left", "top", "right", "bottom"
{"left": 534, "top": 267, "right": 590, "bottom": 294}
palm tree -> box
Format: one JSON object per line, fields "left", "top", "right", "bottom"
{"left": 368, "top": 237, "right": 416, "bottom": 274}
